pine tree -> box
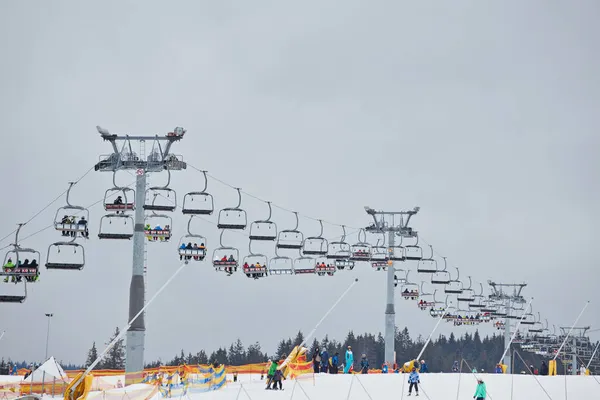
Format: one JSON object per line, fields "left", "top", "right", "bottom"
{"left": 293, "top": 331, "right": 305, "bottom": 346}
{"left": 196, "top": 350, "right": 208, "bottom": 364}
{"left": 246, "top": 342, "right": 265, "bottom": 363}
{"left": 228, "top": 339, "right": 246, "bottom": 365}
{"left": 85, "top": 342, "right": 99, "bottom": 369}
{"left": 100, "top": 327, "right": 125, "bottom": 369}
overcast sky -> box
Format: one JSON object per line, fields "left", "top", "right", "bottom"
{"left": 1, "top": 0, "right": 599, "bottom": 366}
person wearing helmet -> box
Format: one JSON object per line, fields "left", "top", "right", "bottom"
{"left": 420, "top": 360, "right": 429, "bottom": 373}
{"left": 408, "top": 367, "right": 420, "bottom": 396}
{"left": 474, "top": 378, "right": 486, "bottom": 399}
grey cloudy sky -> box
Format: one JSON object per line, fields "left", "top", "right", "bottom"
{"left": 1, "top": 0, "right": 599, "bottom": 365}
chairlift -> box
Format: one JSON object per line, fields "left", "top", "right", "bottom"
{"left": 302, "top": 220, "right": 328, "bottom": 256}
{"left": 394, "top": 268, "right": 407, "bottom": 287}
{"left": 0, "top": 281, "right": 27, "bottom": 303}
{"left": 468, "top": 283, "right": 486, "bottom": 309}
{"left": 98, "top": 214, "right": 134, "bottom": 240}
{"left": 276, "top": 212, "right": 303, "bottom": 250}
{"left": 430, "top": 257, "right": 451, "bottom": 285}
{"left": 371, "top": 240, "right": 389, "bottom": 271}
{"left": 212, "top": 231, "right": 239, "bottom": 274}
{"left": 182, "top": 170, "right": 214, "bottom": 215}
{"left": 389, "top": 237, "right": 405, "bottom": 262}
{"left": 417, "top": 283, "right": 436, "bottom": 310}
{"left": 293, "top": 252, "right": 316, "bottom": 275}
{"left": 528, "top": 313, "right": 544, "bottom": 333}
{"left": 457, "top": 276, "right": 476, "bottom": 302}
{"left": 45, "top": 240, "right": 85, "bottom": 270}
{"left": 430, "top": 294, "right": 450, "bottom": 318}
{"left": 217, "top": 188, "right": 247, "bottom": 230}
{"left": 268, "top": 248, "right": 295, "bottom": 275}
{"left": 404, "top": 235, "right": 423, "bottom": 261}
{"left": 314, "top": 256, "right": 336, "bottom": 277}
{"left": 104, "top": 171, "right": 135, "bottom": 213}
{"left": 177, "top": 216, "right": 207, "bottom": 262}
{"left": 53, "top": 182, "right": 90, "bottom": 236}
{"left": 327, "top": 225, "right": 352, "bottom": 261}
{"left": 444, "top": 267, "right": 464, "bottom": 294}
{"left": 401, "top": 271, "right": 420, "bottom": 300}
{"left": 350, "top": 229, "right": 371, "bottom": 261}
{"left": 1, "top": 224, "right": 40, "bottom": 303}
{"left": 242, "top": 242, "right": 268, "bottom": 279}
{"left": 417, "top": 245, "right": 437, "bottom": 273}
{"left": 143, "top": 170, "right": 177, "bottom": 212}
{"left": 521, "top": 312, "right": 536, "bottom": 325}
{"left": 249, "top": 201, "right": 277, "bottom": 241}
{"left": 144, "top": 213, "right": 173, "bottom": 242}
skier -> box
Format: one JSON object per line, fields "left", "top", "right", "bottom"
{"left": 344, "top": 346, "right": 354, "bottom": 374}
{"left": 312, "top": 347, "right": 321, "bottom": 373}
{"left": 321, "top": 348, "right": 329, "bottom": 373}
{"left": 473, "top": 378, "right": 486, "bottom": 399}
{"left": 420, "top": 360, "right": 429, "bottom": 373}
{"left": 540, "top": 361, "right": 549, "bottom": 376}
{"left": 265, "top": 359, "right": 278, "bottom": 389}
{"left": 452, "top": 360, "right": 459, "bottom": 372}
{"left": 408, "top": 367, "right": 420, "bottom": 396}
{"left": 272, "top": 368, "right": 284, "bottom": 390}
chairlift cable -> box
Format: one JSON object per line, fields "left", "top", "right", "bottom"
{"left": 187, "top": 163, "right": 358, "bottom": 230}
{"left": 0, "top": 166, "right": 95, "bottom": 246}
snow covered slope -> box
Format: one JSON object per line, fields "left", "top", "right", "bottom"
{"left": 201, "top": 373, "right": 598, "bottom": 399}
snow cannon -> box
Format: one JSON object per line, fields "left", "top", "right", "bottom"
{"left": 402, "top": 359, "right": 420, "bottom": 373}
{"left": 64, "top": 371, "right": 93, "bottom": 400}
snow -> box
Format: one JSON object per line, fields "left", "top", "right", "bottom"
{"left": 3, "top": 372, "right": 598, "bottom": 399}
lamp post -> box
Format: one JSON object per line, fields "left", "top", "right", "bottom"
{"left": 41, "top": 313, "right": 53, "bottom": 395}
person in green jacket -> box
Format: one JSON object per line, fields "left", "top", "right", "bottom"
{"left": 266, "top": 360, "right": 278, "bottom": 390}
{"left": 473, "top": 379, "right": 486, "bottom": 399}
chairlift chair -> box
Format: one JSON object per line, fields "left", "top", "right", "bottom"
{"left": 212, "top": 230, "right": 239, "bottom": 274}
{"left": 182, "top": 170, "right": 214, "bottom": 215}
{"left": 242, "top": 250, "right": 268, "bottom": 279}
{"left": 177, "top": 216, "right": 207, "bottom": 262}
{"left": 249, "top": 202, "right": 277, "bottom": 241}
{"left": 430, "top": 257, "right": 451, "bottom": 285}
{"left": 444, "top": 267, "right": 464, "bottom": 294}
{"left": 104, "top": 171, "right": 135, "bottom": 212}
{"left": 389, "top": 237, "right": 405, "bottom": 261}
{"left": 394, "top": 269, "right": 407, "bottom": 288}
{"left": 275, "top": 212, "right": 303, "bottom": 250}
{"left": 417, "top": 283, "right": 436, "bottom": 310}
{"left": 53, "top": 182, "right": 90, "bottom": 236}
{"left": 429, "top": 294, "right": 450, "bottom": 318}
{"left": 217, "top": 188, "right": 247, "bottom": 230}
{"left": 350, "top": 230, "right": 372, "bottom": 261}
{"left": 315, "top": 256, "right": 336, "bottom": 277}
{"left": 144, "top": 213, "right": 173, "bottom": 242}
{"left": 98, "top": 214, "right": 134, "bottom": 239}
{"left": 457, "top": 276, "right": 476, "bottom": 302}
{"left": 144, "top": 188, "right": 177, "bottom": 212}
{"left": 401, "top": 271, "right": 420, "bottom": 300}
{"left": 268, "top": 250, "right": 295, "bottom": 275}
{"left": 404, "top": 235, "right": 423, "bottom": 261}
{"left": 212, "top": 248, "right": 239, "bottom": 273}
{"left": 417, "top": 245, "right": 438, "bottom": 273}
{"left": 371, "top": 243, "right": 389, "bottom": 271}
{"left": 293, "top": 253, "right": 316, "bottom": 275}
{"left": 327, "top": 226, "right": 352, "bottom": 262}
{"left": 0, "top": 281, "right": 27, "bottom": 303}
{"left": 521, "top": 313, "right": 536, "bottom": 325}
{"left": 302, "top": 220, "right": 328, "bottom": 256}
{"left": 45, "top": 241, "right": 85, "bottom": 270}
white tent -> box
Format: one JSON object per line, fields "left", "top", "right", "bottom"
{"left": 23, "top": 357, "right": 67, "bottom": 382}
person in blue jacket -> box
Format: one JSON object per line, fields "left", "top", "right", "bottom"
{"left": 408, "top": 367, "right": 420, "bottom": 396}
{"left": 331, "top": 352, "right": 339, "bottom": 374}
{"left": 360, "top": 354, "right": 369, "bottom": 374}
{"left": 420, "top": 360, "right": 429, "bottom": 373}
{"left": 382, "top": 363, "right": 389, "bottom": 373}
{"left": 320, "top": 349, "right": 329, "bottom": 373}
{"left": 344, "top": 346, "right": 354, "bottom": 373}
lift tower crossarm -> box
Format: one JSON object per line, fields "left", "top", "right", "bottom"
{"left": 363, "top": 206, "right": 420, "bottom": 368}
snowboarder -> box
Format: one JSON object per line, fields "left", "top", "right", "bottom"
{"left": 344, "top": 346, "right": 354, "bottom": 374}
{"left": 473, "top": 378, "right": 487, "bottom": 399}
{"left": 408, "top": 367, "right": 420, "bottom": 396}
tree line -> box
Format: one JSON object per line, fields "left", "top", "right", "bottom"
{"left": 1, "top": 326, "right": 556, "bottom": 373}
